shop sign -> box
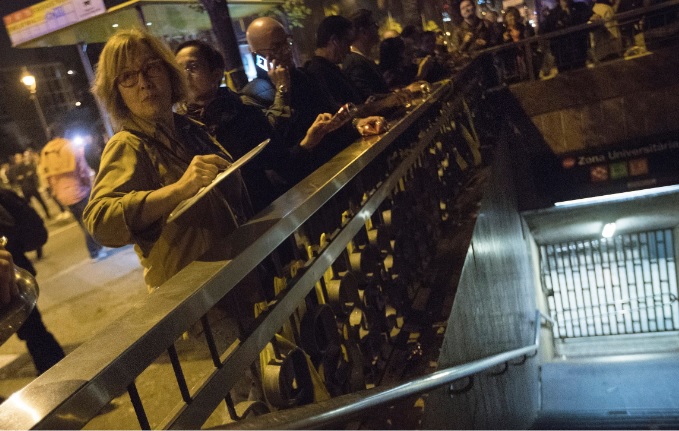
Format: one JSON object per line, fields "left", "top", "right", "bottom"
{"left": 3, "top": 0, "right": 106, "bottom": 47}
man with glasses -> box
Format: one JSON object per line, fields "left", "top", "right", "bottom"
{"left": 175, "top": 40, "right": 286, "bottom": 211}
{"left": 244, "top": 17, "right": 387, "bottom": 187}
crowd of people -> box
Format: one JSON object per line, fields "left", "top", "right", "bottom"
{"left": 449, "top": 0, "right": 658, "bottom": 78}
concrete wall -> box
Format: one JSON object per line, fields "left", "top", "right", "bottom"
{"left": 422, "top": 137, "right": 540, "bottom": 429}
{"left": 510, "top": 49, "right": 679, "bottom": 154}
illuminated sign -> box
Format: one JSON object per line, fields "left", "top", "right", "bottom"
{"left": 554, "top": 134, "right": 679, "bottom": 202}
{"left": 3, "top": 0, "right": 106, "bottom": 47}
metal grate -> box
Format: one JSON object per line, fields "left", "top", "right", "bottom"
{"left": 540, "top": 229, "right": 679, "bottom": 339}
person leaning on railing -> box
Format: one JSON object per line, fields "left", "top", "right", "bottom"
{"left": 84, "top": 29, "right": 250, "bottom": 291}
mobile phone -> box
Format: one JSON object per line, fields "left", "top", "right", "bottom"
{"left": 255, "top": 54, "right": 270, "bottom": 71}
{"left": 328, "top": 103, "right": 358, "bottom": 130}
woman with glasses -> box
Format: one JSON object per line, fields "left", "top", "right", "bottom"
{"left": 84, "top": 29, "right": 250, "bottom": 290}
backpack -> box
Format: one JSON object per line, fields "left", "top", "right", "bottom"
{"left": 0, "top": 189, "right": 48, "bottom": 252}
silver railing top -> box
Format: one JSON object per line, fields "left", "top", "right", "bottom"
{"left": 217, "top": 310, "right": 552, "bottom": 430}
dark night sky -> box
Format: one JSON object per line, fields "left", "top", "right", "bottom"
{"left": 0, "top": 0, "right": 127, "bottom": 157}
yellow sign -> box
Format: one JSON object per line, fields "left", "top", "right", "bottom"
{"left": 3, "top": 0, "right": 106, "bottom": 47}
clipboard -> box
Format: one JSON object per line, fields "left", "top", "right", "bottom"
{"left": 167, "top": 138, "right": 270, "bottom": 223}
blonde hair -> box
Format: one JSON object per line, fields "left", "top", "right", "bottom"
{"left": 91, "top": 29, "right": 187, "bottom": 129}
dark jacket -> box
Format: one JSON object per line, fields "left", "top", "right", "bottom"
{"left": 304, "top": 55, "right": 365, "bottom": 105}
{"left": 186, "top": 88, "right": 285, "bottom": 212}
{"left": 242, "top": 68, "right": 359, "bottom": 187}
{"left": 342, "top": 51, "right": 390, "bottom": 101}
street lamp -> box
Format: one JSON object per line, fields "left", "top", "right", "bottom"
{"left": 20, "top": 67, "right": 50, "bottom": 143}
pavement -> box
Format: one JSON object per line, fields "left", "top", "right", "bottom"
{"left": 0, "top": 208, "right": 149, "bottom": 426}
{"left": 0, "top": 205, "right": 240, "bottom": 429}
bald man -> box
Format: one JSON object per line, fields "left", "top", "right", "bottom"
{"left": 244, "top": 17, "right": 387, "bottom": 187}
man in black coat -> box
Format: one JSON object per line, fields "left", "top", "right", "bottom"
{"left": 305, "top": 15, "right": 406, "bottom": 119}
{"left": 342, "top": 9, "right": 391, "bottom": 100}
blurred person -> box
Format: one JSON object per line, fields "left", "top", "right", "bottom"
{"left": 452, "top": 0, "right": 492, "bottom": 61}
{"left": 305, "top": 15, "right": 364, "bottom": 105}
{"left": 541, "top": 0, "right": 593, "bottom": 71}
{"left": 343, "top": 9, "right": 392, "bottom": 100}
{"left": 400, "top": 24, "right": 422, "bottom": 61}
{"left": 500, "top": 6, "right": 538, "bottom": 80}
{"left": 484, "top": 10, "right": 505, "bottom": 45}
{"left": 39, "top": 123, "right": 104, "bottom": 261}
{"left": 0, "top": 189, "right": 65, "bottom": 375}
{"left": 503, "top": 7, "right": 536, "bottom": 41}
{"left": 174, "top": 39, "right": 285, "bottom": 213}
{"left": 413, "top": 30, "right": 451, "bottom": 82}
{"left": 589, "top": 0, "right": 622, "bottom": 62}
{"left": 7, "top": 152, "right": 52, "bottom": 220}
{"left": 304, "top": 15, "right": 406, "bottom": 118}
{"left": 244, "top": 17, "right": 387, "bottom": 187}
{"left": 379, "top": 36, "right": 420, "bottom": 88}
{"left": 0, "top": 163, "right": 10, "bottom": 190}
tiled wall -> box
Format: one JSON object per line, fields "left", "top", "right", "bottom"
{"left": 510, "top": 49, "right": 679, "bottom": 154}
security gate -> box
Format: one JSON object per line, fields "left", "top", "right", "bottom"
{"left": 540, "top": 229, "right": 679, "bottom": 339}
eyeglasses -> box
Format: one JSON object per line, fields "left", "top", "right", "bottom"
{"left": 181, "top": 60, "right": 207, "bottom": 74}
{"left": 253, "top": 36, "right": 293, "bottom": 57}
{"left": 116, "top": 58, "right": 166, "bottom": 88}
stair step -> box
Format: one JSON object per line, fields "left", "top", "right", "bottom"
{"left": 533, "top": 409, "right": 679, "bottom": 429}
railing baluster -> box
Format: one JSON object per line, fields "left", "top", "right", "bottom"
{"left": 128, "top": 382, "right": 151, "bottom": 430}
{"left": 167, "top": 345, "right": 191, "bottom": 403}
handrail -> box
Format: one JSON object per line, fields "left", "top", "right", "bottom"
{"left": 0, "top": 80, "right": 462, "bottom": 430}
{"left": 217, "top": 310, "right": 553, "bottom": 430}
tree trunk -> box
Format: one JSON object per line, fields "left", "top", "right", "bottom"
{"left": 199, "top": 0, "right": 248, "bottom": 91}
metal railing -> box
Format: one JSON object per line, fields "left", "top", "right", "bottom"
{"left": 214, "top": 310, "right": 553, "bottom": 430}
{"left": 3, "top": 14, "right": 671, "bottom": 426}
{"left": 0, "top": 52, "right": 499, "bottom": 429}
{"left": 479, "top": 0, "right": 679, "bottom": 82}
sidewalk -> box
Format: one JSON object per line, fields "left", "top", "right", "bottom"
{"left": 0, "top": 212, "right": 237, "bottom": 428}
{"left": 0, "top": 213, "right": 147, "bottom": 402}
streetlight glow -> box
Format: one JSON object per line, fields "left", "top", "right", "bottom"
{"left": 19, "top": 67, "right": 49, "bottom": 142}
{"left": 20, "top": 70, "right": 37, "bottom": 94}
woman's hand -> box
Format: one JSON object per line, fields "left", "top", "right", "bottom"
{"left": 173, "top": 154, "right": 232, "bottom": 201}
{"left": 300, "top": 113, "right": 334, "bottom": 150}
{"left": 0, "top": 248, "right": 17, "bottom": 306}
{"left": 355, "top": 116, "right": 388, "bottom": 136}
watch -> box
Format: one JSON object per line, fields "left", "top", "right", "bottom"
{"left": 277, "top": 84, "right": 288, "bottom": 95}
